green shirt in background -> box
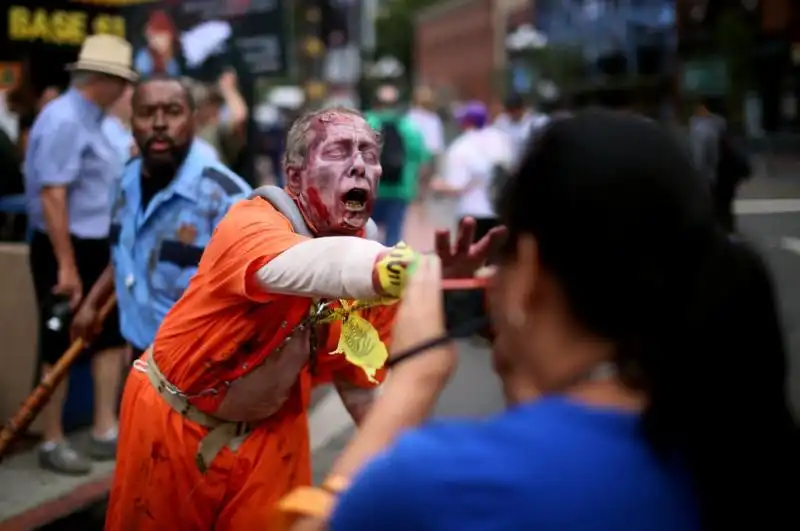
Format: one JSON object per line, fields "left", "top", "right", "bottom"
{"left": 365, "top": 110, "right": 431, "bottom": 201}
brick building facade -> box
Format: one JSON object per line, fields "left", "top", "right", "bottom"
{"left": 414, "top": 0, "right": 532, "bottom": 104}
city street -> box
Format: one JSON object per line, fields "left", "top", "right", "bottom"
{"left": 309, "top": 175, "right": 800, "bottom": 479}
{"left": 2, "top": 176, "right": 798, "bottom": 529}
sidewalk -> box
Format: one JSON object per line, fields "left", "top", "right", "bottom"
{"left": 400, "top": 197, "right": 458, "bottom": 252}
{"left": 740, "top": 156, "right": 800, "bottom": 200}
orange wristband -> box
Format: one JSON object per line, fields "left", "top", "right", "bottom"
{"left": 274, "top": 476, "right": 351, "bottom": 529}
{"left": 275, "top": 487, "right": 336, "bottom": 530}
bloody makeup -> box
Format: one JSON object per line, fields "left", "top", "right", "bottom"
{"left": 291, "top": 112, "right": 382, "bottom": 236}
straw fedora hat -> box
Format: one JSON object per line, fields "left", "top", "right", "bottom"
{"left": 67, "top": 34, "right": 138, "bottom": 82}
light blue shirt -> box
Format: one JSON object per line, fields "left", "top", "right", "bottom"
{"left": 110, "top": 141, "right": 251, "bottom": 349}
{"left": 25, "top": 89, "right": 122, "bottom": 239}
{"left": 194, "top": 136, "right": 221, "bottom": 161}
{"left": 102, "top": 116, "right": 133, "bottom": 169}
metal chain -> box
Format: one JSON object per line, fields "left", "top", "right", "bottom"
{"left": 165, "top": 301, "right": 333, "bottom": 399}
{"left": 159, "top": 298, "right": 394, "bottom": 400}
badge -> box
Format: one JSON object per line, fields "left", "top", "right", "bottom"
{"left": 176, "top": 223, "right": 198, "bottom": 244}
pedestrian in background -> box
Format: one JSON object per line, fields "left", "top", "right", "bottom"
{"left": 406, "top": 85, "right": 445, "bottom": 195}
{"left": 430, "top": 100, "right": 511, "bottom": 329}
{"left": 689, "top": 96, "right": 752, "bottom": 232}
{"left": 103, "top": 84, "right": 135, "bottom": 164}
{"left": 193, "top": 69, "right": 248, "bottom": 170}
{"left": 24, "top": 35, "right": 136, "bottom": 475}
{"left": 432, "top": 101, "right": 511, "bottom": 242}
{"left": 366, "top": 84, "right": 431, "bottom": 245}
{"left": 494, "top": 92, "right": 549, "bottom": 166}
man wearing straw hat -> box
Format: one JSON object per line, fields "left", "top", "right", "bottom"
{"left": 24, "top": 34, "right": 137, "bottom": 475}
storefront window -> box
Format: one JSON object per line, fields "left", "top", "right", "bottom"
{"left": 532, "top": 0, "right": 676, "bottom": 116}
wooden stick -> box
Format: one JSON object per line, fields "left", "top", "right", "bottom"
{"left": 0, "top": 294, "right": 117, "bottom": 461}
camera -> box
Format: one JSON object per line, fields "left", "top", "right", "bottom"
{"left": 443, "top": 286, "right": 493, "bottom": 341}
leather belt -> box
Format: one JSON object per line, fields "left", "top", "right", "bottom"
{"left": 141, "top": 347, "right": 250, "bottom": 473}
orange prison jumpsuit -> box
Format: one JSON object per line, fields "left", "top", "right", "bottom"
{"left": 105, "top": 198, "right": 394, "bottom": 530}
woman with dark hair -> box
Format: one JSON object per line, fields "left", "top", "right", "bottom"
{"left": 134, "top": 10, "right": 181, "bottom": 77}
{"left": 278, "top": 110, "right": 798, "bottom": 530}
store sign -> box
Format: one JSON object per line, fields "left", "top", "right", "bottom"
{"left": 7, "top": 6, "right": 125, "bottom": 45}
{"left": 123, "top": 0, "right": 287, "bottom": 81}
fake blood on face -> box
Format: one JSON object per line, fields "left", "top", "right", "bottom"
{"left": 304, "top": 186, "right": 330, "bottom": 227}
{"left": 294, "top": 112, "right": 382, "bottom": 236}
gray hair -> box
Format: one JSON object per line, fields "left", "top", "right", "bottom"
{"left": 282, "top": 107, "right": 378, "bottom": 168}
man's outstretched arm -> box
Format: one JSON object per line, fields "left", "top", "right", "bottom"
{"left": 254, "top": 236, "right": 389, "bottom": 300}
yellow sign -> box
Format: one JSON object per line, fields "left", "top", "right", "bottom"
{"left": 304, "top": 37, "right": 324, "bottom": 58}
{"left": 305, "top": 80, "right": 327, "bottom": 101}
{"left": 8, "top": 6, "right": 125, "bottom": 46}
{"left": 70, "top": 0, "right": 156, "bottom": 5}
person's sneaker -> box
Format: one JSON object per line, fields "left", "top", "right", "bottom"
{"left": 87, "top": 435, "right": 117, "bottom": 461}
{"left": 38, "top": 442, "right": 92, "bottom": 475}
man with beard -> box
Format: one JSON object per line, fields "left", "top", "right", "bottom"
{"left": 104, "top": 106, "right": 503, "bottom": 530}
{"left": 70, "top": 75, "right": 251, "bottom": 364}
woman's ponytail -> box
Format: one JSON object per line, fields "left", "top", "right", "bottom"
{"left": 641, "top": 233, "right": 799, "bottom": 530}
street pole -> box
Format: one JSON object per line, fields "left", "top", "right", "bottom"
{"left": 299, "top": 0, "right": 327, "bottom": 110}
{"left": 359, "top": 0, "right": 378, "bottom": 108}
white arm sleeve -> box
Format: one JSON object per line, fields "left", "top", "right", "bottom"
{"left": 254, "top": 236, "right": 388, "bottom": 299}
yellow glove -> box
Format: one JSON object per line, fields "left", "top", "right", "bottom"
{"left": 373, "top": 241, "right": 420, "bottom": 299}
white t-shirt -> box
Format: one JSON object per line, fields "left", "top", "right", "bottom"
{"left": 406, "top": 107, "right": 445, "bottom": 155}
{"left": 443, "top": 127, "right": 514, "bottom": 219}
{"left": 494, "top": 111, "right": 549, "bottom": 164}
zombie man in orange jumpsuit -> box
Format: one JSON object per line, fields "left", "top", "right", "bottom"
{"left": 105, "top": 106, "right": 501, "bottom": 530}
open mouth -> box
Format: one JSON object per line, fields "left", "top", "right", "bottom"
{"left": 148, "top": 138, "right": 173, "bottom": 153}
{"left": 342, "top": 188, "right": 368, "bottom": 212}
